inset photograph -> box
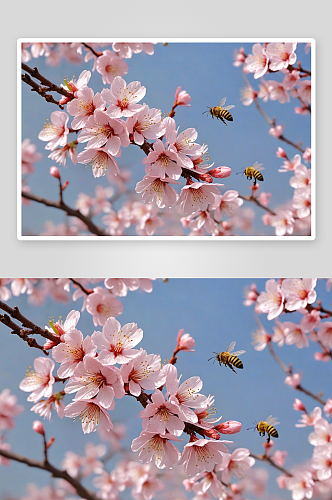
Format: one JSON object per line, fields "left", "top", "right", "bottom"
{"left": 0, "top": 278, "right": 329, "bottom": 500}
{"left": 19, "top": 40, "right": 314, "bottom": 238}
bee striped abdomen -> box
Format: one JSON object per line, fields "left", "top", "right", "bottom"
{"left": 266, "top": 425, "right": 278, "bottom": 438}
{"left": 210, "top": 107, "right": 233, "bottom": 122}
{"left": 244, "top": 167, "right": 264, "bottom": 183}
{"left": 228, "top": 355, "right": 243, "bottom": 369}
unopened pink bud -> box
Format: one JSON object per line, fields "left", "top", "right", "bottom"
{"left": 215, "top": 420, "right": 242, "bottom": 434}
{"left": 208, "top": 166, "right": 232, "bottom": 179}
{"left": 33, "top": 420, "right": 45, "bottom": 435}
{"left": 177, "top": 330, "right": 195, "bottom": 351}
{"left": 276, "top": 147, "right": 288, "bottom": 159}
{"left": 250, "top": 183, "right": 259, "bottom": 192}
{"left": 264, "top": 440, "right": 274, "bottom": 451}
{"left": 175, "top": 86, "right": 191, "bottom": 107}
{"left": 50, "top": 167, "right": 60, "bottom": 179}
{"left": 293, "top": 398, "right": 306, "bottom": 412}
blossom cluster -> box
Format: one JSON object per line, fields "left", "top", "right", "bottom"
{"left": 234, "top": 42, "right": 312, "bottom": 237}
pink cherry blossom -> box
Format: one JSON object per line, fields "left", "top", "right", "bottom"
{"left": 218, "top": 448, "right": 255, "bottom": 483}
{"left": 194, "top": 396, "right": 222, "bottom": 430}
{"left": 315, "top": 322, "right": 332, "bottom": 349}
{"left": 134, "top": 204, "right": 164, "bottom": 236}
{"left": 96, "top": 50, "right": 129, "bottom": 85}
{"left": 240, "top": 83, "right": 258, "bottom": 105}
{"left": 136, "top": 176, "right": 179, "bottom": 208}
{"left": 165, "top": 364, "right": 208, "bottom": 423}
{"left": 30, "top": 393, "right": 65, "bottom": 420}
{"left": 48, "top": 142, "right": 78, "bottom": 166}
{"left": 66, "top": 88, "right": 106, "bottom": 129}
{"left": 46, "top": 309, "right": 80, "bottom": 342}
{"left": 174, "top": 86, "right": 191, "bottom": 107}
{"left": 279, "top": 154, "right": 302, "bottom": 173}
{"left": 143, "top": 139, "right": 182, "bottom": 180}
{"left": 78, "top": 110, "right": 129, "bottom": 156}
{"left": 52, "top": 328, "right": 97, "bottom": 378}
{"left": 233, "top": 47, "right": 246, "bottom": 67}
{"left": 81, "top": 442, "right": 106, "bottom": 476}
{"left": 191, "top": 471, "right": 225, "bottom": 498}
{"left": 120, "top": 350, "right": 165, "bottom": 397}
{"left": 266, "top": 42, "right": 297, "bottom": 71}
{"left": 257, "top": 79, "right": 270, "bottom": 102}
{"left": 77, "top": 147, "right": 120, "bottom": 178}
{"left": 165, "top": 118, "right": 202, "bottom": 169}
{"left": 293, "top": 187, "right": 311, "bottom": 219}
{"left": 93, "top": 470, "right": 126, "bottom": 498}
{"left": 271, "top": 209, "right": 295, "bottom": 236}
{"left": 272, "top": 450, "right": 288, "bottom": 467}
{"left": 312, "top": 445, "right": 332, "bottom": 481}
{"left": 91, "top": 185, "right": 114, "bottom": 215}
{"left": 251, "top": 322, "right": 272, "bottom": 351}
{"left": 309, "top": 418, "right": 332, "bottom": 446}
{"left": 38, "top": 111, "right": 69, "bottom": 151}
{"left": 269, "top": 124, "right": 285, "bottom": 138}
{"left": 276, "top": 147, "right": 288, "bottom": 159}
{"left": 22, "top": 139, "right": 42, "bottom": 174}
{"left": 282, "top": 279, "right": 317, "bottom": 311}
{"left": 177, "top": 181, "right": 222, "bottom": 216}
{"left": 243, "top": 283, "right": 259, "bottom": 306}
{"left": 283, "top": 70, "right": 301, "bottom": 90}
{"left": 296, "top": 407, "right": 322, "bottom": 428}
{"left": 104, "top": 278, "right": 140, "bottom": 296}
{"left": 92, "top": 316, "right": 143, "bottom": 365}
{"left": 303, "top": 147, "right": 311, "bottom": 163}
{"left": 297, "top": 80, "right": 311, "bottom": 105}
{"left": 287, "top": 470, "right": 314, "bottom": 500}
{"left": 86, "top": 287, "right": 123, "bottom": 326}
{"left": 65, "top": 356, "right": 124, "bottom": 408}
{"left": 257, "top": 279, "right": 284, "bottom": 320}
{"left": 126, "top": 105, "right": 165, "bottom": 145}
{"left": 131, "top": 431, "right": 181, "bottom": 469}
{"left": 102, "top": 76, "right": 146, "bottom": 118}
{"left": 140, "top": 389, "right": 185, "bottom": 436}
{"left": 283, "top": 320, "right": 311, "bottom": 348}
{"left": 0, "top": 389, "right": 24, "bottom": 430}
{"left": 324, "top": 399, "right": 332, "bottom": 417}
{"left": 179, "top": 437, "right": 229, "bottom": 475}
{"left": 210, "top": 190, "right": 243, "bottom": 220}
{"left": 62, "top": 450, "right": 83, "bottom": 477}
{"left": 245, "top": 44, "right": 269, "bottom": 79}
{"left": 268, "top": 81, "right": 290, "bottom": 104}
{"left": 285, "top": 372, "right": 302, "bottom": 388}
{"left": 19, "top": 357, "right": 55, "bottom": 403}
{"left": 290, "top": 165, "right": 311, "bottom": 189}
{"left": 64, "top": 399, "right": 113, "bottom": 434}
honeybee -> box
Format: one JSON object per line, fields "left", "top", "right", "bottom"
{"left": 253, "top": 416, "right": 279, "bottom": 442}
{"left": 208, "top": 341, "right": 245, "bottom": 374}
{"left": 238, "top": 162, "right": 264, "bottom": 185}
{"left": 202, "top": 97, "right": 235, "bottom": 126}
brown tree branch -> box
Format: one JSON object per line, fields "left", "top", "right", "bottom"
{"left": 21, "top": 73, "right": 65, "bottom": 109}
{"left": 238, "top": 194, "right": 276, "bottom": 216}
{"left": 21, "top": 63, "right": 73, "bottom": 100}
{"left": 0, "top": 448, "right": 97, "bottom": 500}
{"left": 250, "top": 452, "right": 292, "bottom": 477}
{"left": 22, "top": 191, "right": 106, "bottom": 236}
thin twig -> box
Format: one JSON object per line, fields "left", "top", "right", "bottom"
{"left": 238, "top": 194, "right": 276, "bottom": 216}
{"left": 0, "top": 448, "right": 97, "bottom": 500}
{"left": 250, "top": 452, "right": 292, "bottom": 477}
{"left": 21, "top": 64, "right": 73, "bottom": 100}
{"left": 22, "top": 191, "right": 106, "bottom": 236}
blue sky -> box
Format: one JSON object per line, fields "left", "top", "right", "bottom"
{"left": 21, "top": 41, "right": 312, "bottom": 236}
{"left": 0, "top": 278, "right": 329, "bottom": 499}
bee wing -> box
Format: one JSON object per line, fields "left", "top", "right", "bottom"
{"left": 252, "top": 162, "right": 264, "bottom": 170}
{"left": 231, "top": 350, "right": 246, "bottom": 356}
{"left": 266, "top": 415, "right": 279, "bottom": 426}
{"left": 225, "top": 341, "right": 236, "bottom": 353}
{"left": 218, "top": 97, "right": 227, "bottom": 107}
{"left": 222, "top": 105, "right": 235, "bottom": 110}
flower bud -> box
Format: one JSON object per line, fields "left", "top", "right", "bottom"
{"left": 176, "top": 329, "right": 195, "bottom": 351}
{"left": 276, "top": 147, "right": 288, "bottom": 159}
{"left": 208, "top": 166, "right": 232, "bottom": 179}
{"left": 293, "top": 398, "right": 306, "bottom": 412}
{"left": 50, "top": 167, "right": 60, "bottom": 179}
{"left": 46, "top": 437, "right": 55, "bottom": 449}
{"left": 215, "top": 420, "right": 242, "bottom": 434}
{"left": 264, "top": 440, "right": 274, "bottom": 451}
{"left": 175, "top": 87, "right": 191, "bottom": 107}
{"left": 33, "top": 420, "right": 45, "bottom": 435}
{"left": 62, "top": 180, "right": 69, "bottom": 190}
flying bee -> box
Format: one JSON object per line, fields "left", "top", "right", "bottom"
{"left": 208, "top": 341, "right": 245, "bottom": 374}
{"left": 248, "top": 416, "right": 279, "bottom": 443}
{"left": 237, "top": 162, "right": 264, "bottom": 185}
{"left": 202, "top": 97, "right": 235, "bottom": 126}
